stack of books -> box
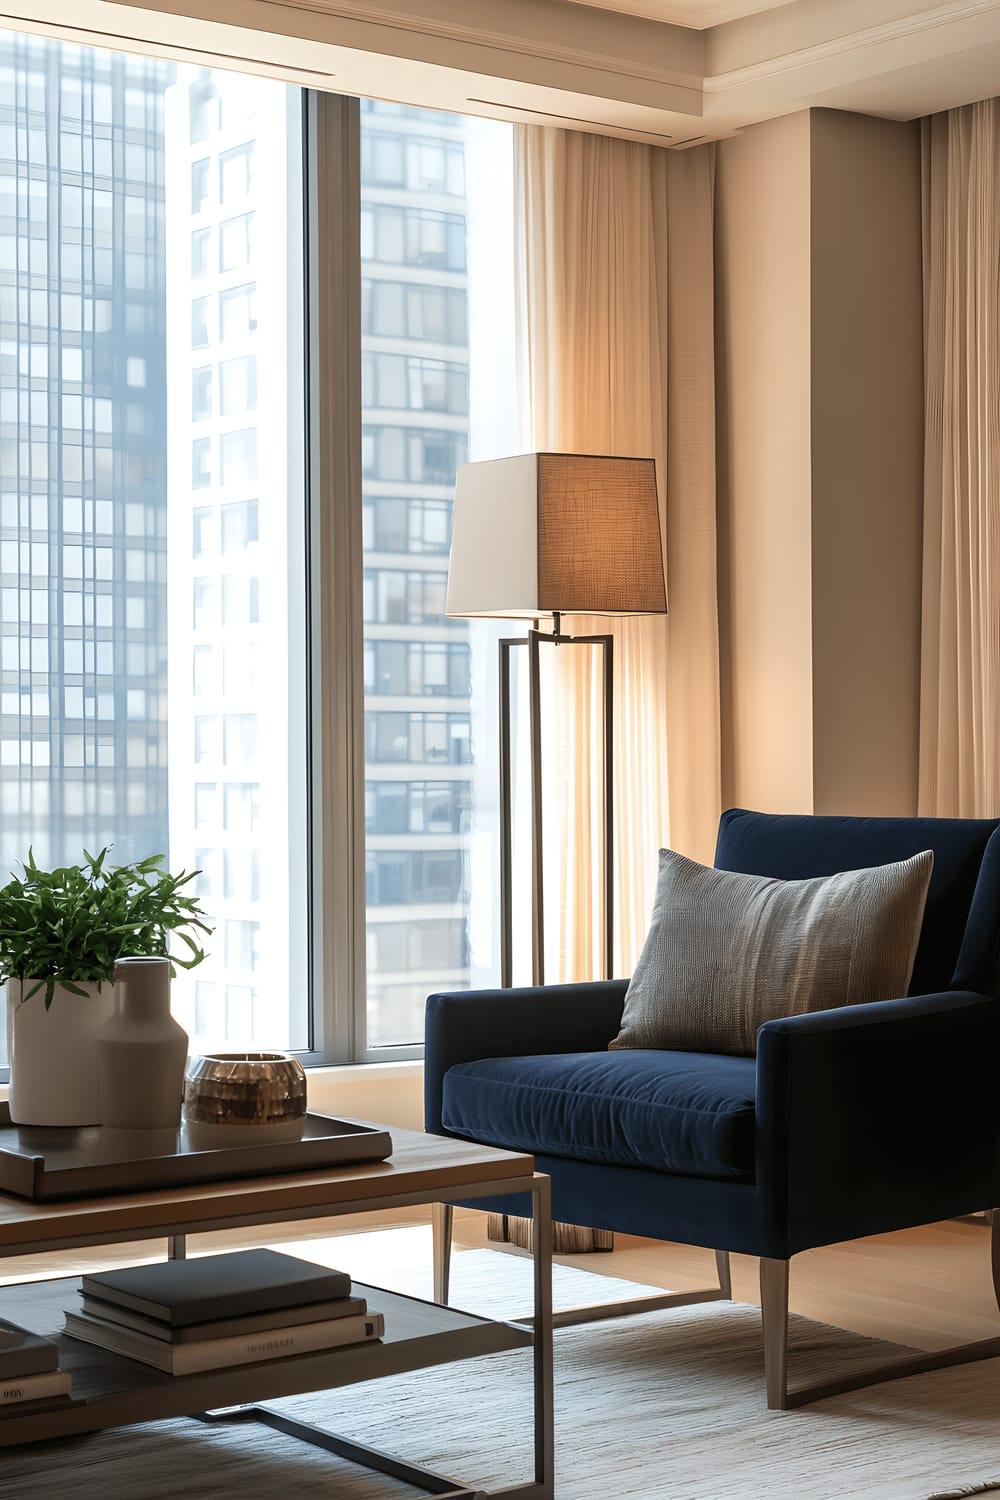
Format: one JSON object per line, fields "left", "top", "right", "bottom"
{"left": 0, "top": 1319, "right": 71, "bottom": 1409}
{"left": 63, "top": 1248, "right": 383, "bottom": 1376}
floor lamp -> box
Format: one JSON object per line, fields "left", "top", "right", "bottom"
{"left": 446, "top": 452, "right": 666, "bottom": 987}
{"left": 446, "top": 453, "right": 667, "bottom": 1250}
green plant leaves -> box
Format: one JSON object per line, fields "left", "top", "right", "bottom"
{"left": 0, "top": 849, "right": 214, "bottom": 1010}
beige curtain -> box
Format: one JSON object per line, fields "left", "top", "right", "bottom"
{"left": 919, "top": 101, "right": 1000, "bottom": 816}
{"left": 515, "top": 127, "right": 720, "bottom": 981}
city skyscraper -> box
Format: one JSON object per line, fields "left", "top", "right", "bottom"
{"left": 0, "top": 35, "right": 174, "bottom": 874}
{"left": 360, "top": 100, "right": 478, "bottom": 1048}
{"left": 162, "top": 68, "right": 307, "bottom": 1053}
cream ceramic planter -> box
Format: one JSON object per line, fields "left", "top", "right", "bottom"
{"left": 6, "top": 978, "right": 117, "bottom": 1126}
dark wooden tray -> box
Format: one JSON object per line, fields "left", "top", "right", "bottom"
{"left": 0, "top": 1104, "right": 393, "bottom": 1201}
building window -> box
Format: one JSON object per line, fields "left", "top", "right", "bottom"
{"left": 363, "top": 353, "right": 473, "bottom": 415}
{"left": 363, "top": 569, "right": 448, "bottom": 626}
{"left": 220, "top": 282, "right": 256, "bottom": 341}
{"left": 361, "top": 132, "right": 404, "bottom": 186}
{"left": 220, "top": 142, "right": 253, "bottom": 202}
{"left": 191, "top": 366, "right": 212, "bottom": 421}
{"left": 191, "top": 227, "right": 211, "bottom": 279}
{"left": 220, "top": 429, "right": 257, "bottom": 487}
{"left": 221, "top": 499, "right": 258, "bottom": 553}
{"left": 361, "top": 280, "right": 468, "bottom": 345}
{"left": 191, "top": 158, "right": 210, "bottom": 213}
{"left": 191, "top": 437, "right": 212, "bottom": 489}
{"left": 364, "top": 640, "right": 470, "bottom": 697}
{"left": 362, "top": 496, "right": 451, "bottom": 555}
{"left": 365, "top": 711, "right": 472, "bottom": 765}
{"left": 223, "top": 713, "right": 257, "bottom": 767}
{"left": 191, "top": 295, "right": 210, "bottom": 348}
{"left": 220, "top": 355, "right": 257, "bottom": 415}
{"left": 219, "top": 212, "right": 254, "bottom": 272}
{"left": 224, "top": 917, "right": 260, "bottom": 972}
{"left": 189, "top": 82, "right": 219, "bottom": 144}
{"left": 221, "top": 574, "right": 258, "bottom": 626}
{"left": 224, "top": 781, "right": 260, "bottom": 834}
{"left": 365, "top": 780, "right": 469, "bottom": 834}
{"left": 192, "top": 507, "right": 216, "bottom": 558}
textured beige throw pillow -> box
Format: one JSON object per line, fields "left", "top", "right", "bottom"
{"left": 609, "top": 847, "right": 934, "bottom": 1057}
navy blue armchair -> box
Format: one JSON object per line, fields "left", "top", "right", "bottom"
{"left": 425, "top": 809, "right": 1000, "bottom": 1407}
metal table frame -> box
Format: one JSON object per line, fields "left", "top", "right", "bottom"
{"left": 0, "top": 1167, "right": 554, "bottom": 1499}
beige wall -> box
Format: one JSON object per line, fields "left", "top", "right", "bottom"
{"left": 809, "top": 109, "right": 923, "bottom": 815}
{"left": 716, "top": 108, "right": 923, "bottom": 818}
{"left": 716, "top": 112, "right": 814, "bottom": 815}
{"left": 309, "top": 1064, "right": 424, "bottom": 1132}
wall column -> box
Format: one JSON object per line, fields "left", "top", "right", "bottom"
{"left": 716, "top": 107, "right": 923, "bottom": 817}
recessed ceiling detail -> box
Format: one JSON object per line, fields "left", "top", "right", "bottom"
{"left": 565, "top": 0, "right": 797, "bottom": 30}
{"left": 9, "top": 0, "right": 1000, "bottom": 151}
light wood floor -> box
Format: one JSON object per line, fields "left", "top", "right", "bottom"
{"left": 1, "top": 1206, "right": 995, "bottom": 1354}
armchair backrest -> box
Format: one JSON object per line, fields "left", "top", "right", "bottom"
{"left": 715, "top": 808, "right": 1000, "bottom": 998}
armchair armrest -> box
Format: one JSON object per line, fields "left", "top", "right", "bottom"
{"left": 424, "top": 980, "right": 629, "bottom": 1135}
{"left": 755, "top": 989, "right": 1000, "bottom": 1256}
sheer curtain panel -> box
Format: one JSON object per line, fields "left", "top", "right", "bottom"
{"left": 920, "top": 100, "right": 1000, "bottom": 817}
{"left": 515, "top": 127, "right": 720, "bottom": 981}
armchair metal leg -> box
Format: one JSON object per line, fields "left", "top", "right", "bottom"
{"left": 760, "top": 1225, "right": 1000, "bottom": 1410}
{"left": 432, "top": 1201, "right": 453, "bottom": 1305}
{"left": 759, "top": 1257, "right": 790, "bottom": 1410}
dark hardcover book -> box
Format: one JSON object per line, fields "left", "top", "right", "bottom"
{"left": 0, "top": 1319, "right": 60, "bottom": 1379}
{"left": 79, "top": 1292, "right": 368, "bottom": 1344}
{"left": 81, "top": 1250, "right": 352, "bottom": 1329}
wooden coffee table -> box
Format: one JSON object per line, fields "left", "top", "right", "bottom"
{"left": 0, "top": 1126, "right": 554, "bottom": 1499}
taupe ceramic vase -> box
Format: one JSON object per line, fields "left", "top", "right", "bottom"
{"left": 96, "top": 957, "right": 189, "bottom": 1129}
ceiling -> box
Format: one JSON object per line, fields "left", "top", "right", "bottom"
{"left": 7, "top": 0, "right": 1000, "bottom": 148}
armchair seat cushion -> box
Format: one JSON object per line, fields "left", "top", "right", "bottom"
{"left": 440, "top": 1049, "right": 757, "bottom": 1181}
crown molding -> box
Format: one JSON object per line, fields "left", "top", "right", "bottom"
{"left": 704, "top": 0, "right": 1000, "bottom": 92}
{"left": 0, "top": 7, "right": 338, "bottom": 81}
{"left": 249, "top": 0, "right": 703, "bottom": 89}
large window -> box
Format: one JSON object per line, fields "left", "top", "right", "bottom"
{"left": 0, "top": 33, "right": 516, "bottom": 1066}
{"left": 0, "top": 34, "right": 307, "bottom": 1061}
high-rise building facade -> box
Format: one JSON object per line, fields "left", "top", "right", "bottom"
{"left": 359, "top": 102, "right": 479, "bottom": 1049}
{"left": 161, "top": 70, "right": 307, "bottom": 1055}
{"left": 0, "top": 36, "right": 174, "bottom": 874}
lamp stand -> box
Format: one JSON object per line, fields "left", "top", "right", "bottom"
{"left": 499, "top": 614, "right": 614, "bottom": 988}
{"left": 490, "top": 613, "right": 615, "bottom": 1255}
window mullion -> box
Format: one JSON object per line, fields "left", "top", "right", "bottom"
{"left": 307, "top": 90, "right": 366, "bottom": 1065}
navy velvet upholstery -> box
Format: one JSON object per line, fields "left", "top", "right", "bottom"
{"left": 442, "top": 1050, "right": 756, "bottom": 1180}
{"left": 425, "top": 811, "right": 1000, "bottom": 1262}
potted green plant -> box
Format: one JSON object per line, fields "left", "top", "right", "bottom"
{"left": 0, "top": 849, "right": 211, "bottom": 1126}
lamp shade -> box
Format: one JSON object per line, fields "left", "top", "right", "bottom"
{"left": 445, "top": 452, "right": 667, "bottom": 619}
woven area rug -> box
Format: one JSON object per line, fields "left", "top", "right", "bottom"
{"left": 1, "top": 1227, "right": 998, "bottom": 1500}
